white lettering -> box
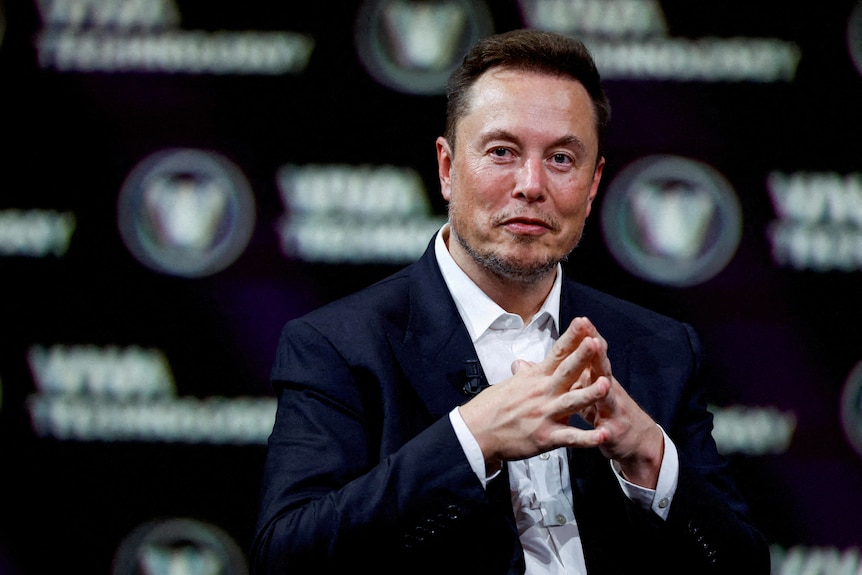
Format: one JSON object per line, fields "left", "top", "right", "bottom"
{"left": 768, "top": 223, "right": 862, "bottom": 271}
{"left": 277, "top": 164, "right": 429, "bottom": 216}
{"left": 26, "top": 395, "right": 276, "bottom": 444}
{"left": 37, "top": 30, "right": 314, "bottom": 75}
{"left": 27, "top": 345, "right": 176, "bottom": 398}
{"left": 0, "top": 210, "right": 76, "bottom": 257}
{"left": 766, "top": 172, "right": 862, "bottom": 271}
{"left": 276, "top": 163, "right": 444, "bottom": 264}
{"left": 711, "top": 405, "right": 796, "bottom": 455}
{"left": 768, "top": 172, "right": 862, "bottom": 225}
{"left": 279, "top": 215, "right": 444, "bottom": 264}
{"left": 590, "top": 38, "right": 801, "bottom": 82}
{"left": 519, "top": 0, "right": 668, "bottom": 37}
{"left": 771, "top": 545, "right": 862, "bottom": 575}
{"left": 35, "top": 0, "right": 180, "bottom": 29}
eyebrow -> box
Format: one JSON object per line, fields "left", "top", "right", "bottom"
{"left": 480, "top": 129, "right": 587, "bottom": 156}
{"left": 551, "top": 134, "right": 587, "bottom": 156}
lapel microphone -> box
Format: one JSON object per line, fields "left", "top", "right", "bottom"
{"left": 463, "top": 359, "right": 487, "bottom": 396}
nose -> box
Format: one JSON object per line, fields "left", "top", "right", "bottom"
{"left": 513, "top": 156, "right": 545, "bottom": 202}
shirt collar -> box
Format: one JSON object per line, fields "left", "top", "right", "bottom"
{"left": 435, "top": 224, "right": 561, "bottom": 343}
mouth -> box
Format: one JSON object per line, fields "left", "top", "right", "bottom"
{"left": 499, "top": 216, "right": 553, "bottom": 236}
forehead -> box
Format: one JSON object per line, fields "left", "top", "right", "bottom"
{"left": 461, "top": 67, "right": 599, "bottom": 147}
{"left": 468, "top": 66, "right": 590, "bottom": 110}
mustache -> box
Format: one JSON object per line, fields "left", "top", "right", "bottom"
{"left": 493, "top": 210, "right": 561, "bottom": 232}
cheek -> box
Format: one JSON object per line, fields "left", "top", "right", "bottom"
{"left": 452, "top": 171, "right": 499, "bottom": 211}
{"left": 464, "top": 155, "right": 512, "bottom": 189}
{"left": 560, "top": 174, "right": 597, "bottom": 213}
{"left": 579, "top": 192, "right": 594, "bottom": 216}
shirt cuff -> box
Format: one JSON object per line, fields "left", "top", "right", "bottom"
{"left": 610, "top": 425, "right": 679, "bottom": 520}
{"left": 449, "top": 407, "right": 500, "bottom": 488}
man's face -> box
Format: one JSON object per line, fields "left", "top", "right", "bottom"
{"left": 437, "top": 68, "right": 604, "bottom": 284}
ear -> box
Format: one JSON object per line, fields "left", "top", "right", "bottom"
{"left": 585, "top": 156, "right": 605, "bottom": 217}
{"left": 436, "top": 136, "right": 453, "bottom": 201}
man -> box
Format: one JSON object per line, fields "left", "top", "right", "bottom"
{"left": 252, "top": 29, "right": 769, "bottom": 574}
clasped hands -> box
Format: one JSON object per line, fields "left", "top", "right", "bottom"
{"left": 459, "top": 316, "right": 664, "bottom": 488}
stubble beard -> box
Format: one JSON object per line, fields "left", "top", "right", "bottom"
{"left": 449, "top": 211, "right": 579, "bottom": 287}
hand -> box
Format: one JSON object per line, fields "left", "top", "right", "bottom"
{"left": 569, "top": 317, "right": 664, "bottom": 488}
{"left": 458, "top": 317, "right": 664, "bottom": 488}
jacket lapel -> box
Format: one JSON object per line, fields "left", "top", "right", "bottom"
{"left": 387, "top": 240, "right": 484, "bottom": 420}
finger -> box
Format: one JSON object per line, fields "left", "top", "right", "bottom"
{"left": 570, "top": 366, "right": 593, "bottom": 390}
{"left": 577, "top": 318, "right": 613, "bottom": 378}
{"left": 548, "top": 426, "right": 606, "bottom": 449}
{"left": 594, "top": 376, "right": 626, "bottom": 415}
{"left": 541, "top": 317, "right": 590, "bottom": 371}
{"left": 591, "top": 340, "right": 612, "bottom": 379}
{"left": 557, "top": 376, "right": 610, "bottom": 415}
{"left": 554, "top": 335, "right": 600, "bottom": 382}
{"left": 510, "top": 358, "right": 534, "bottom": 375}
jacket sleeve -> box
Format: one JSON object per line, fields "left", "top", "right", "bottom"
{"left": 250, "top": 319, "right": 517, "bottom": 574}
{"left": 662, "top": 325, "right": 770, "bottom": 573}
{"left": 571, "top": 315, "right": 769, "bottom": 574}
{"left": 621, "top": 322, "right": 770, "bottom": 573}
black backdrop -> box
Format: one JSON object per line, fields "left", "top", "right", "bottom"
{"left": 1, "top": 1, "right": 861, "bottom": 573}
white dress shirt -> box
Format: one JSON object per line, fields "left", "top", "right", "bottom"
{"left": 434, "top": 225, "right": 679, "bottom": 574}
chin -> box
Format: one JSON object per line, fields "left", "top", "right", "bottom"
{"left": 502, "top": 252, "right": 562, "bottom": 275}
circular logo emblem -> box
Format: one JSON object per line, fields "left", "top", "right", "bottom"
{"left": 354, "top": 0, "right": 494, "bottom": 95}
{"left": 600, "top": 155, "right": 743, "bottom": 287}
{"left": 117, "top": 149, "right": 256, "bottom": 278}
{"left": 112, "top": 517, "right": 249, "bottom": 575}
{"left": 841, "top": 361, "right": 862, "bottom": 460}
{"left": 848, "top": 2, "right": 862, "bottom": 78}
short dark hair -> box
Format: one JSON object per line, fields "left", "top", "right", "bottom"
{"left": 444, "top": 29, "right": 611, "bottom": 160}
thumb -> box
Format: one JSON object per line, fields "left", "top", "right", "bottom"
{"left": 511, "top": 359, "right": 534, "bottom": 374}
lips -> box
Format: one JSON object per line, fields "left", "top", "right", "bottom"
{"left": 500, "top": 216, "right": 553, "bottom": 235}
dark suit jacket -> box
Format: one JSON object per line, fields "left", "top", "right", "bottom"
{"left": 251, "top": 237, "right": 769, "bottom": 574}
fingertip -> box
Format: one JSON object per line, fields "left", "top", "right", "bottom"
{"left": 511, "top": 358, "right": 533, "bottom": 374}
{"left": 592, "top": 376, "right": 611, "bottom": 396}
{"left": 595, "top": 427, "right": 609, "bottom": 445}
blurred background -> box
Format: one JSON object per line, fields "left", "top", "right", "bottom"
{"left": 0, "top": 1, "right": 860, "bottom": 573}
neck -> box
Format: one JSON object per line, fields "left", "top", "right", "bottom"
{"left": 444, "top": 228, "right": 556, "bottom": 323}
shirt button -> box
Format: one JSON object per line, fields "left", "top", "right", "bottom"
{"left": 539, "top": 452, "right": 550, "bottom": 460}
{"left": 504, "top": 318, "right": 514, "bottom": 327}
{"left": 658, "top": 497, "right": 669, "bottom": 509}
{"left": 555, "top": 514, "right": 567, "bottom": 525}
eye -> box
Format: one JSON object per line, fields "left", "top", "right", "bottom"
{"left": 551, "top": 153, "right": 573, "bottom": 165}
{"left": 491, "top": 147, "right": 511, "bottom": 158}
